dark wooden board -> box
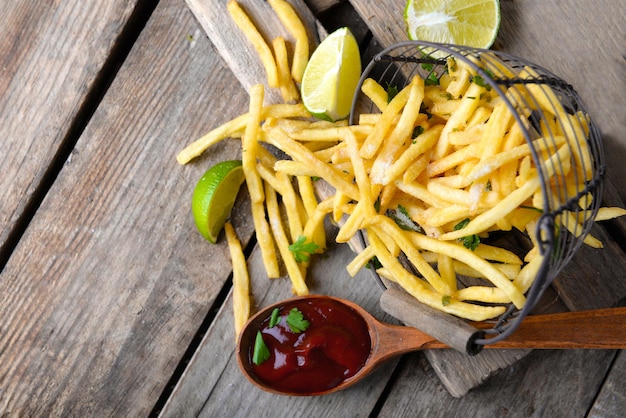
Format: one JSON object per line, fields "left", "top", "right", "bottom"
{"left": 0, "top": 0, "right": 139, "bottom": 256}
{"left": 0, "top": 0, "right": 254, "bottom": 414}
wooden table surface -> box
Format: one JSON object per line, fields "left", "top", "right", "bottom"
{"left": 1, "top": 0, "right": 624, "bottom": 416}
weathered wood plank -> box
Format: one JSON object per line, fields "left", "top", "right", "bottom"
{"left": 160, "top": 224, "right": 400, "bottom": 417}
{"left": 304, "top": 0, "right": 344, "bottom": 15}
{"left": 588, "top": 350, "right": 626, "bottom": 417}
{"left": 553, "top": 225, "right": 626, "bottom": 312}
{"left": 0, "top": 0, "right": 255, "bottom": 415}
{"left": 0, "top": 0, "right": 139, "bottom": 257}
{"left": 377, "top": 349, "right": 616, "bottom": 417}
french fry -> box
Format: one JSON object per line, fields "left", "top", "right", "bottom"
{"left": 366, "top": 229, "right": 506, "bottom": 321}
{"left": 346, "top": 244, "right": 376, "bottom": 276}
{"left": 176, "top": 103, "right": 309, "bottom": 164}
{"left": 242, "top": 85, "right": 280, "bottom": 278}
{"left": 272, "top": 37, "right": 300, "bottom": 102}
{"left": 263, "top": 120, "right": 360, "bottom": 199}
{"left": 370, "top": 76, "right": 425, "bottom": 184}
{"left": 242, "top": 84, "right": 265, "bottom": 203}
{"left": 227, "top": 0, "right": 279, "bottom": 88}
{"left": 224, "top": 222, "right": 250, "bottom": 336}
{"left": 369, "top": 217, "right": 455, "bottom": 296}
{"left": 433, "top": 82, "right": 487, "bottom": 159}
{"left": 404, "top": 224, "right": 527, "bottom": 309}
{"left": 361, "top": 78, "right": 389, "bottom": 111}
{"left": 264, "top": 182, "right": 309, "bottom": 295}
{"left": 593, "top": 207, "right": 626, "bottom": 222}
{"left": 360, "top": 81, "right": 413, "bottom": 159}
{"left": 268, "top": 0, "right": 309, "bottom": 83}
{"left": 439, "top": 145, "right": 571, "bottom": 241}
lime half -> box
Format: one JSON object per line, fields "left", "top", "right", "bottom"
{"left": 404, "top": 0, "right": 500, "bottom": 49}
{"left": 300, "top": 27, "right": 361, "bottom": 122}
{"left": 192, "top": 160, "right": 245, "bottom": 243}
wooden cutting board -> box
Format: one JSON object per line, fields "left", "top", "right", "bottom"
{"left": 183, "top": 0, "right": 626, "bottom": 397}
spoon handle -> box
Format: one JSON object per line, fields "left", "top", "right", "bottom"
{"left": 479, "top": 306, "right": 626, "bottom": 349}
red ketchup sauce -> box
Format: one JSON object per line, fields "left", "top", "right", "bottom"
{"left": 248, "top": 298, "right": 371, "bottom": 394}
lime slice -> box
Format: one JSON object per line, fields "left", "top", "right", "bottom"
{"left": 301, "top": 27, "right": 361, "bottom": 122}
{"left": 404, "top": 0, "right": 500, "bottom": 49}
{"left": 192, "top": 160, "right": 245, "bottom": 243}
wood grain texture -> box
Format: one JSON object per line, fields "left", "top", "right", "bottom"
{"left": 185, "top": 0, "right": 323, "bottom": 105}
{"left": 0, "top": 0, "right": 254, "bottom": 415}
{"left": 0, "top": 0, "right": 138, "bottom": 255}
{"left": 304, "top": 0, "right": 344, "bottom": 15}
{"left": 378, "top": 349, "right": 616, "bottom": 417}
{"left": 588, "top": 350, "right": 626, "bottom": 418}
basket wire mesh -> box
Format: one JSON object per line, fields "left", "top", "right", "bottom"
{"left": 349, "top": 41, "right": 605, "bottom": 346}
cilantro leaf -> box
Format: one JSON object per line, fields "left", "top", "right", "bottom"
{"left": 288, "top": 236, "right": 319, "bottom": 263}
{"left": 252, "top": 331, "right": 270, "bottom": 365}
{"left": 286, "top": 308, "right": 310, "bottom": 333}
{"left": 269, "top": 308, "right": 280, "bottom": 328}
{"left": 453, "top": 218, "right": 480, "bottom": 251}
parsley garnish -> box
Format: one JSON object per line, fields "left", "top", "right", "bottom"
{"left": 412, "top": 126, "right": 425, "bottom": 140}
{"left": 442, "top": 295, "right": 451, "bottom": 306}
{"left": 420, "top": 63, "right": 440, "bottom": 85}
{"left": 367, "top": 256, "right": 382, "bottom": 270}
{"left": 252, "top": 331, "right": 270, "bottom": 365}
{"left": 389, "top": 206, "right": 422, "bottom": 232}
{"left": 387, "top": 84, "right": 399, "bottom": 102}
{"left": 454, "top": 218, "right": 480, "bottom": 251}
{"left": 286, "top": 308, "right": 310, "bottom": 333}
{"left": 471, "top": 74, "right": 492, "bottom": 91}
{"left": 288, "top": 236, "right": 319, "bottom": 263}
{"left": 269, "top": 308, "right": 280, "bottom": 328}
{"left": 425, "top": 72, "right": 440, "bottom": 86}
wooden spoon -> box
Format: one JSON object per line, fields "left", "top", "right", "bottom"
{"left": 236, "top": 294, "right": 626, "bottom": 396}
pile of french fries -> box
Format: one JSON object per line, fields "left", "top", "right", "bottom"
{"left": 177, "top": 0, "right": 626, "bottom": 331}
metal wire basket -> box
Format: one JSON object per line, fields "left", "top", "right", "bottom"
{"left": 349, "top": 41, "right": 605, "bottom": 349}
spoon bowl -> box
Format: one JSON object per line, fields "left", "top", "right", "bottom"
{"left": 237, "top": 293, "right": 626, "bottom": 396}
{"left": 236, "top": 294, "right": 446, "bottom": 396}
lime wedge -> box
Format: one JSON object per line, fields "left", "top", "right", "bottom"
{"left": 404, "top": 0, "right": 500, "bottom": 49}
{"left": 192, "top": 160, "right": 245, "bottom": 243}
{"left": 301, "top": 27, "right": 361, "bottom": 122}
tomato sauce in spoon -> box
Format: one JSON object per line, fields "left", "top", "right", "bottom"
{"left": 243, "top": 297, "right": 371, "bottom": 394}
